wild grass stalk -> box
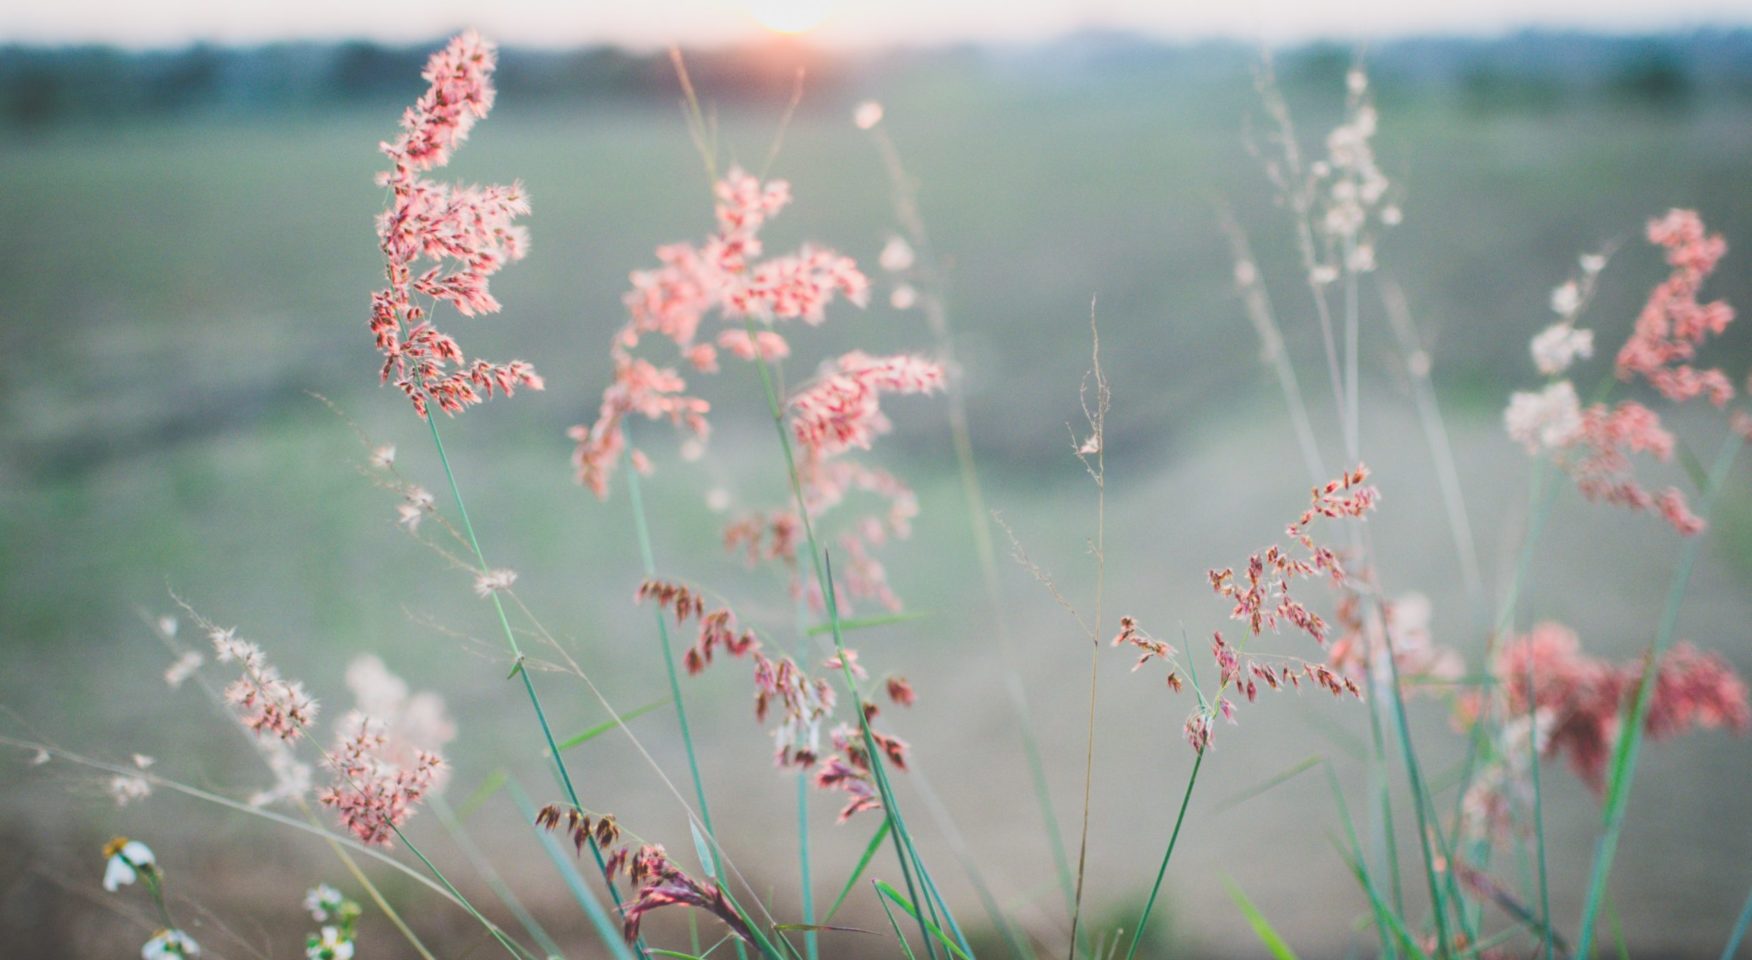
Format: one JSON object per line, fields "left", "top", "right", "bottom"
{"left": 739, "top": 313, "right": 955, "bottom": 958}
{"left": 1574, "top": 431, "right": 1745, "bottom": 956}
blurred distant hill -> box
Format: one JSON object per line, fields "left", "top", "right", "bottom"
{"left": 3, "top": 30, "right": 1752, "bottom": 128}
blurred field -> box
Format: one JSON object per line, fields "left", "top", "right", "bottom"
{"left": 4, "top": 39, "right": 1752, "bottom": 958}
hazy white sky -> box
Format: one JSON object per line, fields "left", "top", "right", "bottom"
{"left": 4, "top": 0, "right": 1751, "bottom": 49}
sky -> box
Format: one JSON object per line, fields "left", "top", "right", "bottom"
{"left": 4, "top": 0, "right": 1752, "bottom": 49}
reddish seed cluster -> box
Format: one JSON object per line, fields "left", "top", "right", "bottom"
{"left": 1560, "top": 400, "right": 1702, "bottom": 535}
{"left": 211, "top": 628, "right": 319, "bottom": 741}
{"left": 534, "top": 804, "right": 621, "bottom": 858}
{"left": 531, "top": 810, "right": 755, "bottom": 949}
{"left": 634, "top": 579, "right": 760, "bottom": 675}
{"left": 617, "top": 843, "right": 756, "bottom": 946}
{"left": 789, "top": 351, "right": 945, "bottom": 457}
{"left": 317, "top": 716, "right": 442, "bottom": 846}
{"left": 1490, "top": 622, "right": 1749, "bottom": 792}
{"left": 813, "top": 721, "right": 910, "bottom": 823}
{"left": 1617, "top": 209, "right": 1736, "bottom": 407}
{"left": 370, "top": 31, "right": 542, "bottom": 417}
{"left": 1112, "top": 616, "right": 1181, "bottom": 689}
{"left": 569, "top": 167, "right": 870, "bottom": 499}
{"left": 1209, "top": 464, "right": 1376, "bottom": 645}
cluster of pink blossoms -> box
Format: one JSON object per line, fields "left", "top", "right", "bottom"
{"left": 317, "top": 715, "right": 443, "bottom": 846}
{"left": 618, "top": 844, "right": 756, "bottom": 946}
{"left": 573, "top": 166, "right": 941, "bottom": 612}
{"left": 1121, "top": 466, "right": 1376, "bottom": 752}
{"left": 1506, "top": 209, "right": 1743, "bottom": 536}
{"left": 569, "top": 166, "right": 869, "bottom": 498}
{"left": 1480, "top": 622, "right": 1748, "bottom": 793}
{"left": 1617, "top": 209, "right": 1736, "bottom": 407}
{"left": 370, "top": 30, "right": 542, "bottom": 417}
{"left": 636, "top": 577, "right": 911, "bottom": 820}
{"left": 211, "top": 628, "right": 319, "bottom": 740}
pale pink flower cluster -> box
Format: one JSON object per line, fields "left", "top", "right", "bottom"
{"left": 318, "top": 715, "right": 442, "bottom": 846}
{"left": 1617, "top": 209, "right": 1736, "bottom": 406}
{"left": 1480, "top": 622, "right": 1749, "bottom": 793}
{"left": 569, "top": 166, "right": 869, "bottom": 498}
{"left": 342, "top": 655, "right": 456, "bottom": 794}
{"left": 789, "top": 352, "right": 944, "bottom": 457}
{"left": 211, "top": 628, "right": 319, "bottom": 740}
{"left": 1505, "top": 212, "right": 1743, "bottom": 536}
{"left": 1327, "top": 591, "right": 1463, "bottom": 693}
{"left": 370, "top": 30, "right": 542, "bottom": 417}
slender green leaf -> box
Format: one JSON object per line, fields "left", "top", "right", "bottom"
{"left": 875, "top": 888, "right": 921, "bottom": 960}
{"left": 804, "top": 611, "right": 930, "bottom": 637}
{"left": 551, "top": 699, "right": 670, "bottom": 754}
{"left": 1223, "top": 878, "right": 1300, "bottom": 960}
{"left": 826, "top": 820, "right": 892, "bottom": 922}
{"left": 874, "top": 880, "right": 973, "bottom": 960}
{"left": 457, "top": 768, "right": 510, "bottom": 820}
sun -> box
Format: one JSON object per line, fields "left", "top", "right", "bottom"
{"left": 745, "top": 0, "right": 836, "bottom": 35}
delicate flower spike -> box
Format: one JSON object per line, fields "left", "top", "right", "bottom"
{"left": 102, "top": 837, "right": 155, "bottom": 891}
{"left": 885, "top": 675, "right": 916, "bottom": 707}
{"left": 317, "top": 715, "right": 442, "bottom": 845}
{"left": 370, "top": 31, "right": 541, "bottom": 418}
{"left": 142, "top": 929, "right": 201, "bottom": 960}
{"left": 1617, "top": 209, "right": 1736, "bottom": 407}
{"left": 211, "top": 628, "right": 318, "bottom": 740}
{"left": 619, "top": 844, "right": 759, "bottom": 946}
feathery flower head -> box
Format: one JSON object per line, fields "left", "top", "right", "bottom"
{"left": 1617, "top": 209, "right": 1735, "bottom": 406}
{"left": 212, "top": 627, "right": 318, "bottom": 740}
{"left": 317, "top": 715, "right": 442, "bottom": 845}
{"left": 370, "top": 30, "right": 541, "bottom": 418}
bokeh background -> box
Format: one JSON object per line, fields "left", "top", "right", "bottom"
{"left": 4, "top": 4, "right": 1752, "bottom": 957}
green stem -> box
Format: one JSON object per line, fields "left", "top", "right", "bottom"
{"left": 738, "top": 315, "right": 951, "bottom": 959}
{"left": 1123, "top": 749, "right": 1205, "bottom": 960}
{"left": 421, "top": 414, "right": 641, "bottom": 955}
{"left": 798, "top": 771, "right": 819, "bottom": 960}
{"left": 1574, "top": 433, "right": 1743, "bottom": 957}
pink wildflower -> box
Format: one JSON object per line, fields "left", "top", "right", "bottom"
{"left": 318, "top": 715, "right": 441, "bottom": 846}
{"left": 211, "top": 628, "right": 318, "bottom": 740}
{"left": 619, "top": 844, "right": 756, "bottom": 946}
{"left": 1494, "top": 623, "right": 1749, "bottom": 792}
{"left": 370, "top": 31, "right": 541, "bottom": 418}
{"left": 1617, "top": 209, "right": 1736, "bottom": 407}
{"left": 570, "top": 166, "right": 868, "bottom": 498}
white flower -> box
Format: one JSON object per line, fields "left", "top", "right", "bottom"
{"left": 109, "top": 775, "right": 152, "bottom": 807}
{"left": 1309, "top": 264, "right": 1339, "bottom": 286}
{"left": 163, "top": 650, "right": 203, "bottom": 688}
{"left": 103, "top": 838, "right": 155, "bottom": 891}
{"left": 878, "top": 236, "right": 914, "bottom": 273}
{"left": 142, "top": 929, "right": 200, "bottom": 959}
{"left": 1380, "top": 204, "right": 1403, "bottom": 226}
{"left": 705, "top": 488, "right": 731, "bottom": 513}
{"left": 307, "top": 926, "right": 354, "bottom": 960}
{"left": 473, "top": 568, "right": 518, "bottom": 598}
{"left": 1505, "top": 381, "right": 1583, "bottom": 454}
{"left": 156, "top": 616, "right": 179, "bottom": 638}
{"left": 1580, "top": 252, "right": 1607, "bottom": 275}
{"left": 852, "top": 100, "right": 884, "bottom": 130}
{"left": 1549, "top": 280, "right": 1581, "bottom": 316}
{"left": 889, "top": 284, "right": 918, "bottom": 310}
{"left": 304, "top": 884, "right": 343, "bottom": 922}
{"left": 369, "top": 444, "right": 397, "bottom": 468}
{"left": 1530, "top": 323, "right": 1594, "bottom": 376}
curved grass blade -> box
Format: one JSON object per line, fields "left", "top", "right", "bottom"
{"left": 1223, "top": 878, "right": 1300, "bottom": 960}
{"left": 826, "top": 820, "right": 893, "bottom": 923}
{"left": 875, "top": 880, "right": 974, "bottom": 960}
{"left": 552, "top": 699, "right": 671, "bottom": 754}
